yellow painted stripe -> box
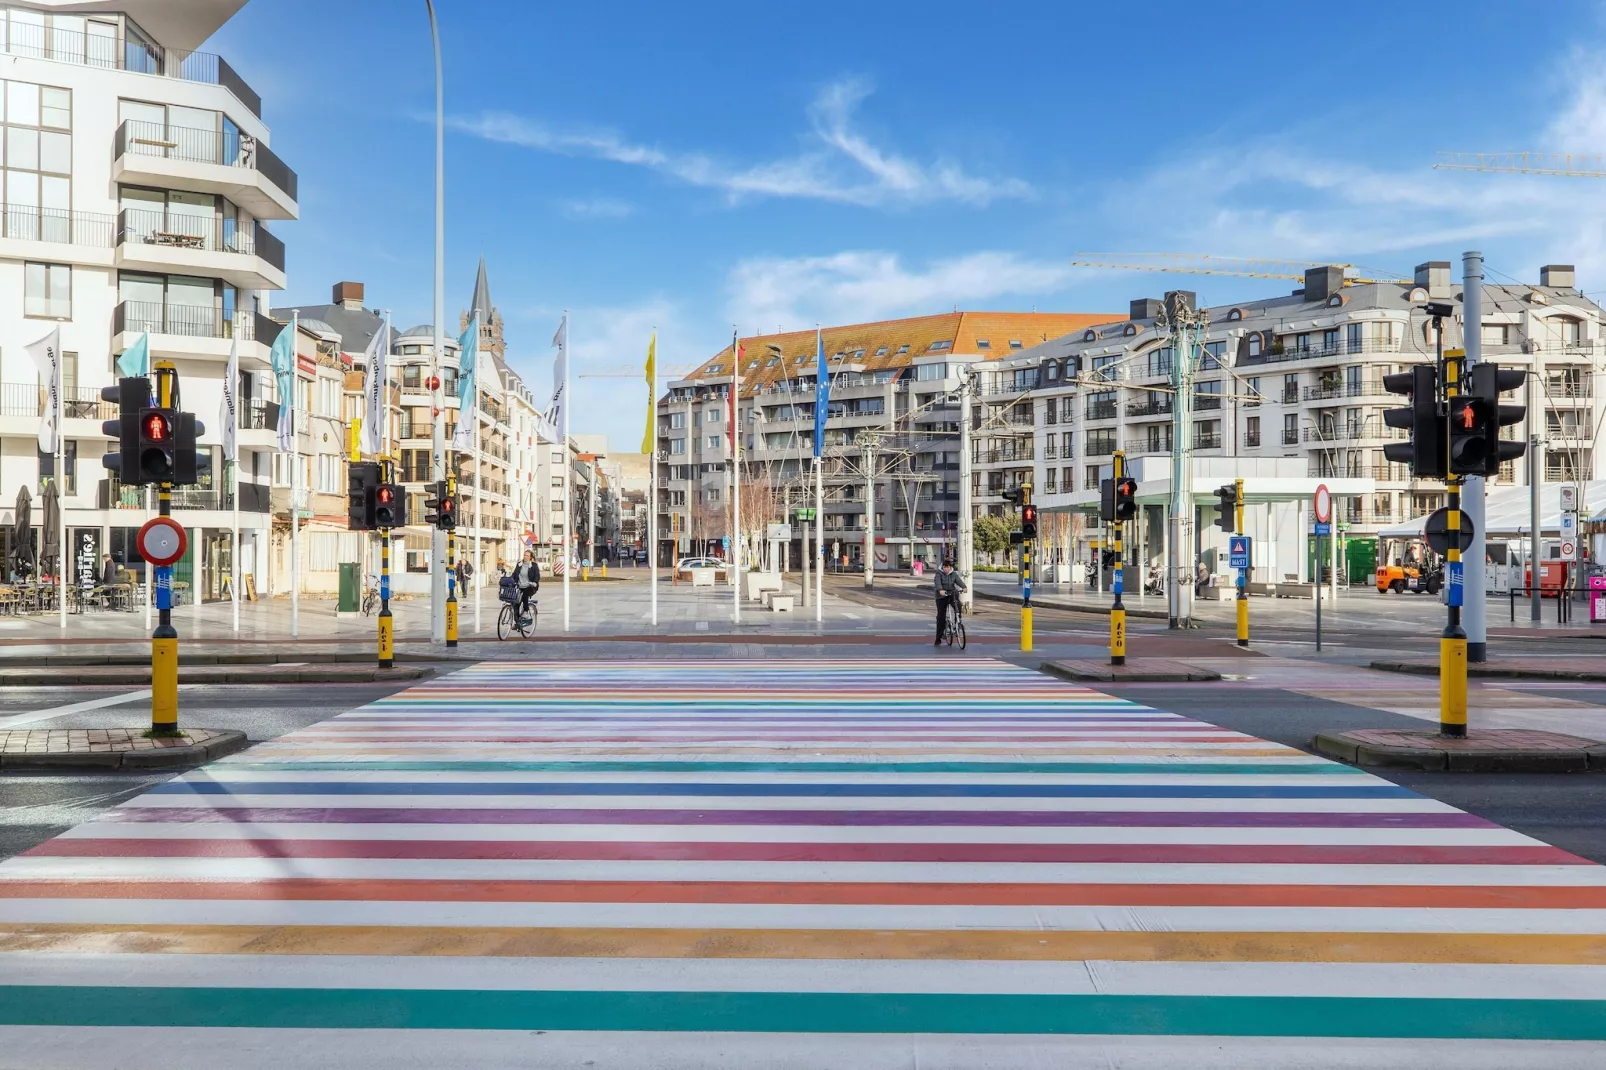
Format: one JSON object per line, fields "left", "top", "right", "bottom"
{"left": 5, "top": 924, "right": 1605, "bottom": 965}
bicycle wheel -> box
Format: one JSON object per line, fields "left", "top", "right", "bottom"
{"left": 956, "top": 615, "right": 966, "bottom": 650}
{"left": 515, "top": 602, "right": 533, "bottom": 638}
{"left": 945, "top": 608, "right": 957, "bottom": 647}
{"left": 496, "top": 603, "right": 512, "bottom": 640}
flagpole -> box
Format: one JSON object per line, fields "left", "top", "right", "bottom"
{"left": 731, "top": 328, "right": 740, "bottom": 625}
{"left": 231, "top": 313, "right": 240, "bottom": 634}
{"left": 814, "top": 323, "right": 824, "bottom": 625}
{"left": 650, "top": 328, "right": 658, "bottom": 628}
{"left": 290, "top": 310, "right": 299, "bottom": 639}
{"left": 55, "top": 325, "right": 63, "bottom": 632}
{"left": 562, "top": 310, "right": 570, "bottom": 633}
{"left": 473, "top": 314, "right": 481, "bottom": 635}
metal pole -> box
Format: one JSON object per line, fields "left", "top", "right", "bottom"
{"left": 55, "top": 326, "right": 63, "bottom": 632}
{"left": 650, "top": 335, "right": 658, "bottom": 627}
{"left": 1439, "top": 316, "right": 1468, "bottom": 737}
{"left": 150, "top": 366, "right": 178, "bottom": 736}
{"left": 814, "top": 455, "right": 823, "bottom": 623}
{"left": 957, "top": 371, "right": 974, "bottom": 609}
{"left": 862, "top": 439, "right": 874, "bottom": 586}
{"left": 1110, "top": 451, "right": 1126, "bottom": 664}
{"left": 289, "top": 310, "right": 299, "bottom": 638}
{"left": 231, "top": 312, "right": 240, "bottom": 635}
{"left": 1531, "top": 427, "right": 1543, "bottom": 623}
{"left": 1235, "top": 478, "right": 1248, "bottom": 647}
{"left": 732, "top": 333, "right": 742, "bottom": 622}
{"left": 426, "top": 0, "right": 446, "bottom": 643}
{"left": 1463, "top": 251, "right": 1488, "bottom": 661}
{"left": 1021, "top": 483, "right": 1034, "bottom": 652}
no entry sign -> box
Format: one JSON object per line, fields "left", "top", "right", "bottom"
{"left": 137, "top": 517, "right": 187, "bottom": 567}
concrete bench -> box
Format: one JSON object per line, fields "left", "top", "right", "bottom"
{"left": 1276, "top": 582, "right": 1315, "bottom": 599}
{"left": 770, "top": 595, "right": 795, "bottom": 612}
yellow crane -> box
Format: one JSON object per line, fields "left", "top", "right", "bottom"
{"left": 1434, "top": 151, "right": 1606, "bottom": 179}
{"left": 1070, "top": 252, "right": 1404, "bottom": 285}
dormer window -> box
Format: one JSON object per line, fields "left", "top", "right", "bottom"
{"left": 976, "top": 339, "right": 991, "bottom": 350}
{"left": 1227, "top": 308, "right": 1243, "bottom": 321}
{"left": 1009, "top": 339, "right": 1023, "bottom": 349}
{"left": 929, "top": 340, "right": 953, "bottom": 351}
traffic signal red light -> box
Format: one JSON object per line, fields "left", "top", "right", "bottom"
{"left": 142, "top": 412, "right": 170, "bottom": 441}
{"left": 1113, "top": 476, "right": 1138, "bottom": 521}
{"left": 377, "top": 487, "right": 394, "bottom": 505}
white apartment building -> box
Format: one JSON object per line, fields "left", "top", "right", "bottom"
{"left": 1021, "top": 262, "right": 1606, "bottom": 583}
{"left": 0, "top": 1, "right": 293, "bottom": 599}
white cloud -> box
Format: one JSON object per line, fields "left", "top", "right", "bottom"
{"left": 726, "top": 250, "right": 1075, "bottom": 331}
{"left": 448, "top": 79, "right": 1030, "bottom": 209}
{"left": 557, "top": 197, "right": 636, "bottom": 219}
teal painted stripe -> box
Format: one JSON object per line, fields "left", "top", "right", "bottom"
{"left": 2, "top": 988, "right": 1602, "bottom": 1039}
{"left": 222, "top": 759, "right": 1356, "bottom": 775}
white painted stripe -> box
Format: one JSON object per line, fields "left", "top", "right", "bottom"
{"left": 56, "top": 821, "right": 1542, "bottom": 847}
{"left": 4, "top": 857, "right": 1603, "bottom": 887}
{"left": 0, "top": 899, "right": 1602, "bottom": 933}
{"left": 3, "top": 953, "right": 1604, "bottom": 1001}
{"left": 0, "top": 688, "right": 152, "bottom": 729}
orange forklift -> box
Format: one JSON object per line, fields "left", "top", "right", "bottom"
{"left": 1375, "top": 535, "right": 1443, "bottom": 595}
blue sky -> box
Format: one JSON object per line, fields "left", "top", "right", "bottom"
{"left": 212, "top": 0, "right": 1606, "bottom": 451}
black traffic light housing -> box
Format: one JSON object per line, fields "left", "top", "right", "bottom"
{"left": 1113, "top": 476, "right": 1137, "bottom": 522}
{"left": 348, "top": 461, "right": 381, "bottom": 531}
{"left": 1214, "top": 485, "right": 1236, "bottom": 532}
{"left": 423, "top": 479, "right": 448, "bottom": 528}
{"left": 1001, "top": 487, "right": 1025, "bottom": 508}
{"left": 374, "top": 483, "right": 405, "bottom": 529}
{"left": 171, "top": 412, "right": 206, "bottom": 486}
{"left": 1464, "top": 362, "right": 1528, "bottom": 477}
{"left": 100, "top": 376, "right": 147, "bottom": 484}
{"left": 137, "top": 406, "right": 176, "bottom": 483}
{"left": 1383, "top": 364, "right": 1446, "bottom": 479}
{"left": 1021, "top": 503, "right": 1038, "bottom": 541}
{"left": 1099, "top": 478, "right": 1115, "bottom": 522}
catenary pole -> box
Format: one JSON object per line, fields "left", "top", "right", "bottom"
{"left": 1463, "top": 251, "right": 1488, "bottom": 661}
{"left": 426, "top": 0, "right": 446, "bottom": 643}
{"left": 289, "top": 310, "right": 300, "bottom": 638}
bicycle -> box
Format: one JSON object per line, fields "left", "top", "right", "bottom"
{"left": 497, "top": 580, "right": 536, "bottom": 640}
{"left": 940, "top": 599, "right": 967, "bottom": 650}
{"left": 360, "top": 575, "right": 379, "bottom": 617}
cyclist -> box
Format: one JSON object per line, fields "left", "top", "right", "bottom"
{"left": 932, "top": 558, "right": 967, "bottom": 646}
{"left": 512, "top": 549, "right": 540, "bottom": 626}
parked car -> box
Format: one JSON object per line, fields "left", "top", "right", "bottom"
{"left": 676, "top": 556, "right": 728, "bottom": 582}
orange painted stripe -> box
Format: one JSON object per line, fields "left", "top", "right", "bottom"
{"left": 2, "top": 879, "right": 1603, "bottom": 909}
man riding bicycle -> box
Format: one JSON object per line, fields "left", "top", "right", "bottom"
{"left": 932, "top": 559, "right": 967, "bottom": 646}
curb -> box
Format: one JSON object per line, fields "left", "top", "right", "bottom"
{"left": 1312, "top": 729, "right": 1606, "bottom": 773}
{"left": 0, "top": 665, "right": 433, "bottom": 687}
{"left": 16, "top": 652, "right": 463, "bottom": 667}
{"left": 1040, "top": 659, "right": 1222, "bottom": 684}
{"left": 1370, "top": 660, "right": 1606, "bottom": 682}
{"left": 0, "top": 729, "right": 248, "bottom": 771}
{"left": 973, "top": 589, "right": 1170, "bottom": 620}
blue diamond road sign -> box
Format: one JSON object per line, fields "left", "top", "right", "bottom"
{"left": 1228, "top": 536, "right": 1251, "bottom": 570}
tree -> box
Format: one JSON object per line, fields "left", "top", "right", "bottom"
{"left": 973, "top": 514, "right": 1009, "bottom": 563}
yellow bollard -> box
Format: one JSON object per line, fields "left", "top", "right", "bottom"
{"left": 378, "top": 613, "right": 394, "bottom": 668}
{"left": 1021, "top": 605, "right": 1033, "bottom": 652}
{"left": 1235, "top": 596, "right": 1249, "bottom": 648}
{"left": 1110, "top": 607, "right": 1126, "bottom": 666}
{"left": 151, "top": 635, "right": 179, "bottom": 734}
{"left": 445, "top": 598, "right": 459, "bottom": 646}
{"left": 1440, "top": 635, "right": 1468, "bottom": 734}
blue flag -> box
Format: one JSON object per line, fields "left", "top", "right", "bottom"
{"left": 270, "top": 322, "right": 295, "bottom": 453}
{"left": 115, "top": 333, "right": 149, "bottom": 378}
{"left": 813, "top": 326, "right": 829, "bottom": 457}
{"left": 453, "top": 314, "right": 478, "bottom": 449}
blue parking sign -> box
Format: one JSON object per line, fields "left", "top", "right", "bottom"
{"left": 1228, "top": 536, "right": 1251, "bottom": 570}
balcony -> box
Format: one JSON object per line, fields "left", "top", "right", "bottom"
{"left": 1244, "top": 431, "right": 1261, "bottom": 447}
{"left": 1126, "top": 397, "right": 1172, "bottom": 417}
{"left": 1308, "top": 461, "right": 1409, "bottom": 481}
{"left": 1193, "top": 395, "right": 1222, "bottom": 411}
{"left": 0, "top": 383, "right": 112, "bottom": 421}
{"left": 1194, "top": 432, "right": 1222, "bottom": 450}
{"left": 115, "top": 209, "right": 285, "bottom": 290}
{"left": 1282, "top": 428, "right": 1299, "bottom": 445}
{"left": 1241, "top": 338, "right": 1402, "bottom": 367}
{"left": 1281, "top": 386, "right": 1300, "bottom": 404}
{"left": 114, "top": 302, "right": 280, "bottom": 363}
{"left": 1303, "top": 380, "right": 1385, "bottom": 403}
{"left": 1125, "top": 437, "right": 1171, "bottom": 455}
{"left": 2, "top": 24, "right": 261, "bottom": 118}
{"left": 114, "top": 120, "right": 298, "bottom": 220}
{"left": 0, "top": 204, "right": 114, "bottom": 260}
{"left": 98, "top": 479, "right": 270, "bottom": 512}
{"left": 1085, "top": 401, "right": 1117, "bottom": 421}
{"left": 1302, "top": 425, "right": 1407, "bottom": 443}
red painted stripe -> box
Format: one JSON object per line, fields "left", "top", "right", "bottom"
{"left": 1, "top": 878, "right": 1601, "bottom": 908}
{"left": 28, "top": 837, "right": 1591, "bottom": 867}
{"left": 283, "top": 734, "right": 1252, "bottom": 743}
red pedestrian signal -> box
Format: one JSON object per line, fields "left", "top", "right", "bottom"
{"left": 142, "top": 412, "right": 170, "bottom": 441}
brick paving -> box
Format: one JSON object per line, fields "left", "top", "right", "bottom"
{"left": 0, "top": 728, "right": 232, "bottom": 754}
{"left": 1340, "top": 728, "right": 1603, "bottom": 751}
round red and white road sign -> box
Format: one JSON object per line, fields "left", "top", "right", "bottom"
{"left": 1313, "top": 483, "right": 1332, "bottom": 524}
{"left": 137, "top": 517, "right": 187, "bottom": 567}
{"left": 1562, "top": 541, "right": 1576, "bottom": 558}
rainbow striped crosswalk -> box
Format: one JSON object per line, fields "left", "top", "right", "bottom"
{"left": 2, "top": 658, "right": 1605, "bottom": 1067}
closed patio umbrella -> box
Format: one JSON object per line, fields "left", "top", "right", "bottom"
{"left": 39, "top": 479, "right": 59, "bottom": 580}
{"left": 9, "top": 485, "right": 32, "bottom": 580}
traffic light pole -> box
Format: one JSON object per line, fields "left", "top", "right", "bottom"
{"left": 1110, "top": 451, "right": 1126, "bottom": 666}
{"left": 151, "top": 481, "right": 179, "bottom": 736}
{"left": 1234, "top": 477, "right": 1248, "bottom": 648}
{"left": 1439, "top": 323, "right": 1469, "bottom": 738}
{"left": 446, "top": 471, "right": 459, "bottom": 648}
{"left": 1020, "top": 484, "right": 1033, "bottom": 653}
{"left": 378, "top": 459, "right": 394, "bottom": 670}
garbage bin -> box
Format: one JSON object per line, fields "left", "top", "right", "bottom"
{"left": 337, "top": 561, "right": 360, "bottom": 614}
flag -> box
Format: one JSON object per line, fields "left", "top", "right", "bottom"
{"left": 547, "top": 314, "right": 568, "bottom": 441}
{"left": 270, "top": 321, "right": 295, "bottom": 453}
{"left": 220, "top": 334, "right": 238, "bottom": 463}
{"left": 813, "top": 325, "right": 829, "bottom": 458}
{"left": 116, "top": 332, "right": 149, "bottom": 378}
{"left": 26, "top": 325, "right": 60, "bottom": 453}
{"left": 451, "top": 314, "right": 478, "bottom": 450}
{"left": 359, "top": 319, "right": 387, "bottom": 456}
{"left": 641, "top": 332, "right": 656, "bottom": 455}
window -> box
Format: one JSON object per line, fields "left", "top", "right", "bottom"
{"left": 897, "top": 344, "right": 909, "bottom": 354}
{"left": 38, "top": 439, "right": 75, "bottom": 493}
{"left": 1044, "top": 468, "right": 1056, "bottom": 493}
{"left": 1060, "top": 397, "right": 1074, "bottom": 422}
{"left": 1087, "top": 429, "right": 1117, "bottom": 455}
{"left": 24, "top": 261, "right": 68, "bottom": 317}
{"left": 1482, "top": 323, "right": 1509, "bottom": 346}
{"left": 1246, "top": 376, "right": 1261, "bottom": 405}
{"left": 914, "top": 362, "right": 947, "bottom": 381}
{"left": 1323, "top": 328, "right": 1338, "bottom": 351}
{"left": 1085, "top": 465, "right": 1101, "bottom": 490}
{"left": 1061, "top": 431, "right": 1074, "bottom": 456}
{"left": 1245, "top": 415, "right": 1260, "bottom": 447}
{"left": 706, "top": 364, "right": 723, "bottom": 374}
{"left": 976, "top": 339, "right": 991, "bottom": 350}
{"left": 875, "top": 346, "right": 888, "bottom": 356}
{"left": 706, "top": 435, "right": 720, "bottom": 449}
{"left": 1045, "top": 363, "right": 1058, "bottom": 382}
{"left": 929, "top": 340, "right": 953, "bottom": 351}
{"left": 668, "top": 411, "right": 685, "bottom": 429}
{"left": 1009, "top": 339, "right": 1023, "bottom": 349}
{"left": 1247, "top": 334, "right": 1261, "bottom": 357}
{"left": 1347, "top": 323, "right": 1363, "bottom": 352}
{"left": 669, "top": 438, "right": 685, "bottom": 455}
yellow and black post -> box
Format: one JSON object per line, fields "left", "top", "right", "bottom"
{"left": 1234, "top": 477, "right": 1249, "bottom": 648}
{"left": 445, "top": 471, "right": 459, "bottom": 648}
{"left": 1020, "top": 485, "right": 1033, "bottom": 652}
{"left": 1441, "top": 350, "right": 1468, "bottom": 737}
{"left": 150, "top": 364, "right": 179, "bottom": 736}
{"left": 378, "top": 458, "right": 394, "bottom": 669}
{"left": 1110, "top": 450, "right": 1127, "bottom": 666}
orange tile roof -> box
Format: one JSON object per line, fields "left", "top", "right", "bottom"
{"left": 679, "top": 311, "right": 1119, "bottom": 397}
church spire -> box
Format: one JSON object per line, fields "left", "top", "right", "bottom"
{"left": 470, "top": 256, "right": 492, "bottom": 320}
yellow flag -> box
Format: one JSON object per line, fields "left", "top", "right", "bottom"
{"left": 641, "top": 332, "right": 656, "bottom": 454}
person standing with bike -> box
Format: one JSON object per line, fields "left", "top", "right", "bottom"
{"left": 932, "top": 559, "right": 966, "bottom": 647}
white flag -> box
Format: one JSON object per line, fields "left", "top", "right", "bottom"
{"left": 26, "top": 325, "right": 60, "bottom": 454}
{"left": 359, "top": 320, "right": 387, "bottom": 456}
{"left": 548, "top": 315, "right": 568, "bottom": 439}
{"left": 220, "top": 333, "right": 239, "bottom": 463}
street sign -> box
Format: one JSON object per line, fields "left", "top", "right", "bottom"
{"left": 1229, "top": 535, "right": 1252, "bottom": 570}
{"left": 1447, "top": 560, "right": 1464, "bottom": 607}
{"left": 1312, "top": 521, "right": 1331, "bottom": 536}
{"left": 1562, "top": 540, "right": 1576, "bottom": 558}
{"left": 795, "top": 508, "right": 816, "bottom": 521}
{"left": 767, "top": 523, "right": 792, "bottom": 540}
{"left": 1313, "top": 483, "right": 1332, "bottom": 524}
{"left": 1424, "top": 507, "right": 1475, "bottom": 555}
{"left": 1561, "top": 484, "right": 1578, "bottom": 511}
{"left": 136, "top": 516, "right": 187, "bottom": 567}
{"left": 1561, "top": 512, "right": 1578, "bottom": 540}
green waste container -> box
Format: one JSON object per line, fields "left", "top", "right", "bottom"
{"left": 338, "top": 561, "right": 360, "bottom": 613}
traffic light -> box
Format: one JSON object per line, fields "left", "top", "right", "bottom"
{"left": 1214, "top": 485, "right": 1235, "bottom": 532}
{"left": 1021, "top": 503, "right": 1038, "bottom": 541}
{"left": 1447, "top": 392, "right": 1489, "bottom": 475}
{"left": 1099, "top": 479, "right": 1116, "bottom": 522}
{"left": 1001, "top": 487, "right": 1025, "bottom": 508}
{"left": 348, "top": 462, "right": 380, "bottom": 531}
{"left": 1465, "top": 362, "right": 1528, "bottom": 477}
{"left": 1113, "top": 476, "right": 1137, "bottom": 522}
{"left": 374, "top": 483, "right": 405, "bottom": 529}
{"left": 424, "top": 479, "right": 446, "bottom": 528}
{"left": 100, "top": 376, "right": 146, "bottom": 484}
{"left": 1383, "top": 364, "right": 1446, "bottom": 479}
{"left": 171, "top": 412, "right": 206, "bottom": 486}
{"left": 138, "top": 407, "right": 175, "bottom": 483}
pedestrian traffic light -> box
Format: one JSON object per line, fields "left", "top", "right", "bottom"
{"left": 1214, "top": 484, "right": 1236, "bottom": 532}
{"left": 1447, "top": 391, "right": 1489, "bottom": 475}
{"left": 138, "top": 407, "right": 175, "bottom": 483}
{"left": 1021, "top": 503, "right": 1037, "bottom": 540}
{"left": 423, "top": 479, "right": 447, "bottom": 528}
{"left": 348, "top": 462, "right": 380, "bottom": 531}
{"left": 1113, "top": 476, "right": 1138, "bottom": 521}
{"left": 1383, "top": 364, "right": 1446, "bottom": 479}
{"left": 1001, "top": 487, "right": 1025, "bottom": 508}
{"left": 1464, "top": 362, "right": 1528, "bottom": 477}
{"left": 171, "top": 412, "right": 206, "bottom": 486}
{"left": 100, "top": 376, "right": 146, "bottom": 484}
{"left": 374, "top": 483, "right": 405, "bottom": 529}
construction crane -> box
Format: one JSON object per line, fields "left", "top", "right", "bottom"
{"left": 1070, "top": 252, "right": 1405, "bottom": 285}
{"left": 1434, "top": 151, "right": 1606, "bottom": 179}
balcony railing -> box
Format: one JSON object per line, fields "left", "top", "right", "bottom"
{"left": 117, "top": 207, "right": 254, "bottom": 255}
{"left": 99, "top": 479, "right": 270, "bottom": 512}
{"left": 1303, "top": 380, "right": 1385, "bottom": 402}
{"left": 1244, "top": 338, "right": 1402, "bottom": 366}
{"left": 1282, "top": 428, "right": 1299, "bottom": 445}
{"left": 1193, "top": 395, "right": 1222, "bottom": 411}
{"left": 1244, "top": 432, "right": 1261, "bottom": 447}
{"left": 1302, "top": 425, "right": 1407, "bottom": 443}
{"left": 0, "top": 203, "right": 114, "bottom": 246}
{"left": 1194, "top": 432, "right": 1222, "bottom": 449}
{"left": 1125, "top": 437, "right": 1172, "bottom": 455}
{"left": 115, "top": 300, "right": 280, "bottom": 343}
{"left": 115, "top": 120, "right": 297, "bottom": 201}
{"left": 0, "top": 383, "right": 112, "bottom": 419}
{"left": 1, "top": 23, "right": 261, "bottom": 117}
{"left": 1281, "top": 386, "right": 1300, "bottom": 404}
{"left": 1308, "top": 461, "right": 1410, "bottom": 481}
{"left": 1547, "top": 379, "right": 1594, "bottom": 399}
{"left": 1126, "top": 397, "right": 1172, "bottom": 417}
{"left": 1085, "top": 401, "right": 1117, "bottom": 421}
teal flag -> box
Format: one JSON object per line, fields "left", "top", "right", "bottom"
{"left": 452, "top": 314, "right": 478, "bottom": 449}
{"left": 115, "top": 333, "right": 149, "bottom": 378}
{"left": 270, "top": 322, "right": 295, "bottom": 453}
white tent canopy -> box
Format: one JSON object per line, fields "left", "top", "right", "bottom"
{"left": 1379, "top": 480, "right": 1606, "bottom": 540}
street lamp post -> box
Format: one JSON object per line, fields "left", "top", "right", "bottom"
{"left": 425, "top": 0, "right": 446, "bottom": 642}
